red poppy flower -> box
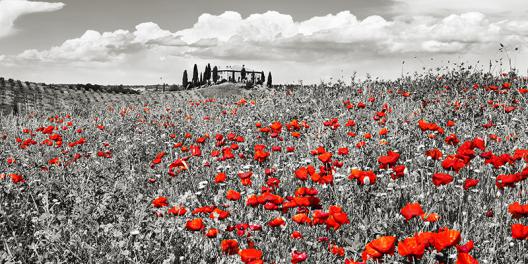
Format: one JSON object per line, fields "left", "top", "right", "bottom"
{"left": 167, "top": 206, "right": 187, "bottom": 216}
{"left": 463, "top": 178, "right": 479, "bottom": 190}
{"left": 349, "top": 169, "right": 377, "bottom": 185}
{"left": 426, "top": 148, "right": 443, "bottom": 160}
{"left": 398, "top": 236, "right": 426, "bottom": 259}
{"left": 432, "top": 228, "right": 461, "bottom": 251}
{"left": 329, "top": 244, "right": 345, "bottom": 256}
{"left": 271, "top": 146, "right": 281, "bottom": 152}
{"left": 215, "top": 172, "right": 227, "bottom": 183}
{"left": 445, "top": 134, "right": 460, "bottom": 145}
{"left": 292, "top": 214, "right": 312, "bottom": 225}
{"left": 291, "top": 251, "right": 308, "bottom": 263}
{"left": 221, "top": 239, "right": 239, "bottom": 255}
{"left": 432, "top": 173, "right": 453, "bottom": 186}
{"left": 378, "top": 150, "right": 400, "bottom": 169}
{"left": 268, "top": 217, "right": 286, "bottom": 227}
{"left": 511, "top": 224, "right": 528, "bottom": 240}
{"left": 6, "top": 157, "right": 15, "bottom": 165}
{"left": 226, "top": 190, "right": 241, "bottom": 201}
{"left": 294, "top": 167, "right": 308, "bottom": 181}
{"left": 418, "top": 119, "right": 442, "bottom": 133}
{"left": 508, "top": 202, "right": 528, "bottom": 218}
{"left": 266, "top": 177, "right": 280, "bottom": 188}
{"left": 318, "top": 152, "right": 332, "bottom": 163}
{"left": 362, "top": 236, "right": 396, "bottom": 261}
{"left": 337, "top": 147, "right": 349, "bottom": 156}
{"left": 185, "top": 218, "right": 205, "bottom": 231}
{"left": 254, "top": 145, "right": 270, "bottom": 162}
{"left": 496, "top": 172, "right": 525, "bottom": 189}
{"left": 400, "top": 203, "right": 424, "bottom": 221}
{"left": 456, "top": 240, "right": 474, "bottom": 253}
{"left": 151, "top": 151, "right": 166, "bottom": 166}
{"left": 239, "top": 248, "right": 263, "bottom": 263}
{"left": 205, "top": 228, "right": 218, "bottom": 238}
{"left": 291, "top": 231, "right": 303, "bottom": 239}
{"left": 390, "top": 165, "right": 406, "bottom": 180}
{"left": 325, "top": 206, "right": 350, "bottom": 230}
{"left": 456, "top": 253, "right": 478, "bottom": 264}
{"left": 345, "top": 119, "right": 356, "bottom": 127}
{"left": 152, "top": 196, "right": 169, "bottom": 208}
{"left": 9, "top": 173, "right": 25, "bottom": 184}
{"left": 291, "top": 132, "right": 301, "bottom": 138}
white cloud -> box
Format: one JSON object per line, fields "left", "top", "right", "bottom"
{"left": 17, "top": 22, "right": 186, "bottom": 62}
{"left": 16, "top": 10, "right": 528, "bottom": 63}
{"left": 0, "top": 0, "right": 64, "bottom": 38}
{"left": 5, "top": 10, "right": 528, "bottom": 84}
{"left": 393, "top": 0, "right": 528, "bottom": 18}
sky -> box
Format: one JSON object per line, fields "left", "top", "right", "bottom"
{"left": 0, "top": 0, "right": 527, "bottom": 85}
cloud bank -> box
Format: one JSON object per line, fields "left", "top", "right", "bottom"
{"left": 393, "top": 0, "right": 528, "bottom": 18}
{"left": 13, "top": 10, "right": 528, "bottom": 63}
{"left": 3, "top": 10, "right": 528, "bottom": 84}
{"left": 0, "top": 0, "right": 64, "bottom": 38}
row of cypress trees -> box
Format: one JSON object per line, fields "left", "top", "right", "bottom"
{"left": 182, "top": 64, "right": 272, "bottom": 89}
{"left": 182, "top": 64, "right": 216, "bottom": 88}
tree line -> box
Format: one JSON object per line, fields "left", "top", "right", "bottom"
{"left": 182, "top": 64, "right": 273, "bottom": 89}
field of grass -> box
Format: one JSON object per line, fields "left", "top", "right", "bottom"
{"left": 1, "top": 70, "right": 527, "bottom": 263}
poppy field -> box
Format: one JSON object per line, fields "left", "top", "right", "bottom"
{"left": 1, "top": 70, "right": 528, "bottom": 263}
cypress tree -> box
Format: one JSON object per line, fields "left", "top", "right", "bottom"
{"left": 204, "top": 65, "right": 209, "bottom": 82}
{"left": 205, "top": 63, "right": 211, "bottom": 82}
{"left": 241, "top": 65, "right": 246, "bottom": 81}
{"left": 192, "top": 64, "right": 199, "bottom": 86}
{"left": 261, "top": 71, "right": 265, "bottom": 84}
{"left": 182, "top": 70, "right": 188, "bottom": 88}
{"left": 213, "top": 66, "right": 218, "bottom": 83}
{"left": 199, "top": 72, "right": 203, "bottom": 85}
{"left": 267, "top": 72, "right": 272, "bottom": 88}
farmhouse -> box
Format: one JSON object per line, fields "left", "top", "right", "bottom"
{"left": 218, "top": 65, "right": 265, "bottom": 84}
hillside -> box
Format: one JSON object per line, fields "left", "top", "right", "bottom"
{"left": 193, "top": 82, "right": 254, "bottom": 98}
{"left": 0, "top": 78, "right": 207, "bottom": 115}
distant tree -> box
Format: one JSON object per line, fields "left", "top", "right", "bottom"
{"left": 192, "top": 64, "right": 199, "bottom": 86}
{"left": 261, "top": 71, "right": 265, "bottom": 84}
{"left": 0, "top": 77, "right": 5, "bottom": 87}
{"left": 251, "top": 72, "right": 255, "bottom": 84}
{"left": 205, "top": 63, "right": 211, "bottom": 83}
{"left": 203, "top": 65, "right": 208, "bottom": 83}
{"left": 231, "top": 71, "right": 235, "bottom": 83}
{"left": 267, "top": 72, "right": 273, "bottom": 88}
{"left": 182, "top": 70, "right": 189, "bottom": 88}
{"left": 199, "top": 72, "right": 203, "bottom": 85}
{"left": 212, "top": 66, "right": 219, "bottom": 83}
{"left": 241, "top": 65, "right": 246, "bottom": 81}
